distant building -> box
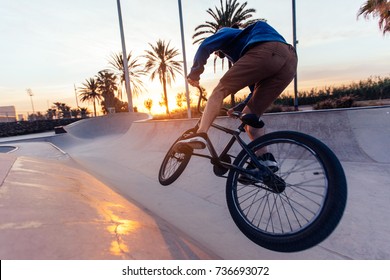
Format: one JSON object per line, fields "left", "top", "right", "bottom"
{"left": 0, "top": 106, "right": 17, "bottom": 122}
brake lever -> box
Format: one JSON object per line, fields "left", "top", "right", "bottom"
{"left": 230, "top": 111, "right": 243, "bottom": 118}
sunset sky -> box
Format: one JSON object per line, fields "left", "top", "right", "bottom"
{"left": 0, "top": 0, "right": 389, "bottom": 115}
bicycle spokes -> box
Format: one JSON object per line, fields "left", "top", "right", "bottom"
{"left": 225, "top": 130, "right": 345, "bottom": 252}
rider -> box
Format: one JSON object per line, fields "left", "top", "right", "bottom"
{"left": 177, "top": 20, "right": 297, "bottom": 166}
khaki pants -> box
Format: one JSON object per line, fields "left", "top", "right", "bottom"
{"left": 220, "top": 41, "right": 298, "bottom": 115}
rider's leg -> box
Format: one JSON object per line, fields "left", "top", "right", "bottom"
{"left": 243, "top": 44, "right": 298, "bottom": 154}
{"left": 197, "top": 83, "right": 230, "bottom": 133}
{"left": 176, "top": 83, "right": 230, "bottom": 149}
{"left": 179, "top": 42, "right": 296, "bottom": 149}
{"left": 243, "top": 80, "right": 295, "bottom": 155}
{"left": 242, "top": 106, "right": 265, "bottom": 141}
{"left": 198, "top": 43, "right": 290, "bottom": 134}
{"left": 242, "top": 105, "right": 267, "bottom": 155}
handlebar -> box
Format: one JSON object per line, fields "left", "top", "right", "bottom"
{"left": 196, "top": 85, "right": 208, "bottom": 114}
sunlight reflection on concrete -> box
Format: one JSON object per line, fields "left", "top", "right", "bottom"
{"left": 101, "top": 202, "right": 141, "bottom": 256}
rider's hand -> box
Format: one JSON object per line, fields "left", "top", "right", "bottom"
{"left": 227, "top": 108, "right": 235, "bottom": 117}
{"left": 227, "top": 102, "right": 246, "bottom": 117}
{"left": 187, "top": 78, "right": 199, "bottom": 87}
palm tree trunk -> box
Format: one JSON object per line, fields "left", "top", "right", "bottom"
{"left": 162, "top": 78, "right": 170, "bottom": 115}
{"left": 93, "top": 100, "right": 97, "bottom": 117}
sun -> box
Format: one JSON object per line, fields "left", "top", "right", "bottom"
{"left": 134, "top": 94, "right": 183, "bottom": 116}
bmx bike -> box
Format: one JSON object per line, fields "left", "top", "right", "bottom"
{"left": 158, "top": 86, "right": 347, "bottom": 252}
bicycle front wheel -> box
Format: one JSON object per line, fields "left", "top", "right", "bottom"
{"left": 158, "top": 129, "right": 194, "bottom": 186}
{"left": 226, "top": 131, "right": 347, "bottom": 252}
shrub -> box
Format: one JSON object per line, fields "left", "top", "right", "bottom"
{"left": 0, "top": 119, "right": 82, "bottom": 137}
{"left": 277, "top": 75, "right": 390, "bottom": 106}
{"left": 313, "top": 95, "right": 356, "bottom": 110}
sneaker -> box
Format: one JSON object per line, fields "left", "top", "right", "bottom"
{"left": 174, "top": 132, "right": 208, "bottom": 150}
{"left": 259, "top": 153, "right": 279, "bottom": 173}
{"left": 238, "top": 153, "right": 279, "bottom": 185}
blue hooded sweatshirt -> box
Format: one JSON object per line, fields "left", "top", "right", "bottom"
{"left": 188, "top": 21, "right": 287, "bottom": 81}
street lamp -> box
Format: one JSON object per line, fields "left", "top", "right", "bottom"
{"left": 178, "top": 0, "right": 192, "bottom": 119}
{"left": 26, "top": 88, "right": 35, "bottom": 116}
{"left": 292, "top": 0, "right": 299, "bottom": 111}
{"left": 116, "top": 0, "right": 133, "bottom": 112}
{"left": 74, "top": 84, "right": 79, "bottom": 108}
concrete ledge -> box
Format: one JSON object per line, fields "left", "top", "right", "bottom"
{"left": 0, "top": 154, "right": 16, "bottom": 186}
{"left": 54, "top": 126, "right": 67, "bottom": 134}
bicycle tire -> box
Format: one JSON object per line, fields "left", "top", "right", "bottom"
{"left": 158, "top": 129, "right": 194, "bottom": 186}
{"left": 226, "top": 131, "right": 347, "bottom": 252}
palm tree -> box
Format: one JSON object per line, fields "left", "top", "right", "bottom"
{"left": 79, "top": 107, "right": 90, "bottom": 118}
{"left": 96, "top": 70, "right": 118, "bottom": 114}
{"left": 144, "top": 98, "right": 153, "bottom": 113}
{"left": 108, "top": 52, "right": 146, "bottom": 99}
{"left": 143, "top": 39, "right": 182, "bottom": 114}
{"left": 53, "top": 102, "right": 71, "bottom": 119}
{"left": 79, "top": 77, "right": 102, "bottom": 117}
{"left": 192, "top": 0, "right": 262, "bottom": 44}
{"left": 358, "top": 0, "right": 390, "bottom": 35}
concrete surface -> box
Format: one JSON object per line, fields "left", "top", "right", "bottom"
{"left": 0, "top": 107, "right": 389, "bottom": 259}
{"left": 0, "top": 114, "right": 216, "bottom": 260}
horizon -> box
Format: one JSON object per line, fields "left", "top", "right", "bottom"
{"left": 0, "top": 0, "right": 389, "bottom": 116}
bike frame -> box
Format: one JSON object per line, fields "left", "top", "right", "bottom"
{"left": 190, "top": 86, "right": 270, "bottom": 178}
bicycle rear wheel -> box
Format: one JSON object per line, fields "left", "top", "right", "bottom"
{"left": 158, "top": 129, "right": 194, "bottom": 186}
{"left": 226, "top": 131, "right": 347, "bottom": 252}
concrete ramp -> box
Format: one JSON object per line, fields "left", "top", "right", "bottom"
{"left": 261, "top": 107, "right": 390, "bottom": 163}
{"left": 63, "top": 112, "right": 150, "bottom": 139}
{"left": 117, "top": 106, "right": 390, "bottom": 163}
{"left": 50, "top": 112, "right": 151, "bottom": 151}
{"left": 45, "top": 106, "right": 390, "bottom": 164}
{"left": 346, "top": 108, "right": 390, "bottom": 163}
{"left": 1, "top": 106, "right": 389, "bottom": 259}
{"left": 48, "top": 106, "right": 389, "bottom": 259}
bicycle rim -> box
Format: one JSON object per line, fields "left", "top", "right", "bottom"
{"left": 158, "top": 129, "right": 195, "bottom": 186}
{"left": 226, "top": 131, "right": 347, "bottom": 252}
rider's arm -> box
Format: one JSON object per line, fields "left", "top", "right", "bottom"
{"left": 188, "top": 28, "right": 239, "bottom": 81}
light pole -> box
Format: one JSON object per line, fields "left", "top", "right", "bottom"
{"left": 178, "top": 0, "right": 191, "bottom": 118}
{"left": 74, "top": 84, "right": 79, "bottom": 108}
{"left": 116, "top": 0, "right": 133, "bottom": 112}
{"left": 292, "top": 0, "right": 299, "bottom": 111}
{"left": 26, "top": 88, "right": 35, "bottom": 118}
